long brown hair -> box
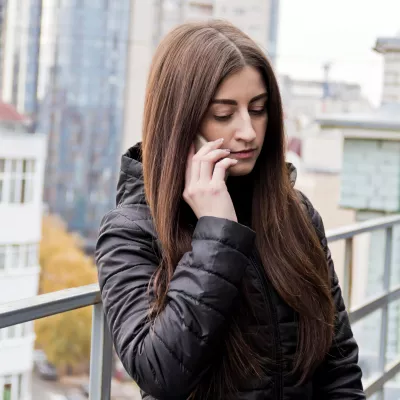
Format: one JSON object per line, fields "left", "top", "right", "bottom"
{"left": 142, "top": 20, "right": 334, "bottom": 397}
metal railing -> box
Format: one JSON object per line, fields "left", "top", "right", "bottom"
{"left": 1, "top": 214, "right": 400, "bottom": 399}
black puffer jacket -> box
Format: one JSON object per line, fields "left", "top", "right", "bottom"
{"left": 96, "top": 144, "right": 365, "bottom": 400}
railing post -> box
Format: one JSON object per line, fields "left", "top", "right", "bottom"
{"left": 89, "top": 303, "right": 113, "bottom": 400}
{"left": 378, "top": 227, "right": 393, "bottom": 373}
{"left": 343, "top": 237, "right": 353, "bottom": 309}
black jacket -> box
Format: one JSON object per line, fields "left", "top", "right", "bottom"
{"left": 96, "top": 144, "right": 365, "bottom": 399}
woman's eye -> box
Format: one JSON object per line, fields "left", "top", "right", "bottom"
{"left": 213, "top": 114, "right": 232, "bottom": 122}
{"left": 249, "top": 107, "right": 266, "bottom": 115}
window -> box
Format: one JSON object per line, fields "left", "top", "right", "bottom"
{"left": 28, "top": 244, "right": 38, "bottom": 267}
{"left": 0, "top": 159, "right": 4, "bottom": 201}
{"left": 3, "top": 376, "right": 12, "bottom": 400}
{"left": 0, "top": 243, "right": 39, "bottom": 272}
{"left": 0, "top": 246, "right": 5, "bottom": 270}
{"left": 0, "top": 158, "right": 36, "bottom": 204}
{"left": 21, "top": 159, "right": 36, "bottom": 203}
{"left": 0, "top": 324, "right": 29, "bottom": 341}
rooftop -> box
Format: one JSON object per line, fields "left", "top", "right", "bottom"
{"left": 316, "top": 103, "right": 400, "bottom": 131}
{"left": 374, "top": 36, "right": 400, "bottom": 53}
{"left": 0, "top": 102, "right": 26, "bottom": 122}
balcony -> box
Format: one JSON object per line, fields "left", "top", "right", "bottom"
{"left": 1, "top": 215, "right": 400, "bottom": 399}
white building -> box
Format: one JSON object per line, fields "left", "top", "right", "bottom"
{"left": 122, "top": 0, "right": 280, "bottom": 152}
{"left": 315, "top": 33, "right": 400, "bottom": 392}
{"left": 0, "top": 103, "right": 46, "bottom": 400}
{"left": 374, "top": 35, "right": 400, "bottom": 104}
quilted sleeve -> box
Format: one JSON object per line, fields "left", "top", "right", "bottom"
{"left": 95, "top": 208, "right": 255, "bottom": 399}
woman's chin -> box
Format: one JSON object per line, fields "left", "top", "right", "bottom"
{"left": 228, "top": 162, "right": 255, "bottom": 177}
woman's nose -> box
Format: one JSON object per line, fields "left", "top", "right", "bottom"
{"left": 234, "top": 113, "right": 257, "bottom": 142}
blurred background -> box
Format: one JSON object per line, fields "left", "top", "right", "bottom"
{"left": 1, "top": 0, "right": 400, "bottom": 399}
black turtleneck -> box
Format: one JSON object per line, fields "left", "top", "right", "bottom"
{"left": 226, "top": 173, "right": 254, "bottom": 228}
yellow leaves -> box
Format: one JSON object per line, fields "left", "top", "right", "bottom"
{"left": 35, "top": 214, "right": 98, "bottom": 370}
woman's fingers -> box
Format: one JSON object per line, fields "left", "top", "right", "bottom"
{"left": 199, "top": 149, "right": 231, "bottom": 181}
{"left": 191, "top": 138, "right": 225, "bottom": 183}
{"left": 212, "top": 158, "right": 238, "bottom": 183}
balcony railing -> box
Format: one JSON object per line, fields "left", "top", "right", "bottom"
{"left": 1, "top": 214, "right": 400, "bottom": 399}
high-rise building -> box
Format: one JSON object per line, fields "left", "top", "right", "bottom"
{"left": 36, "top": 1, "right": 131, "bottom": 245}
{"left": 0, "top": 103, "right": 46, "bottom": 400}
{"left": 1, "top": 0, "right": 41, "bottom": 116}
{"left": 153, "top": 0, "right": 280, "bottom": 62}
{"left": 2, "top": 1, "right": 131, "bottom": 246}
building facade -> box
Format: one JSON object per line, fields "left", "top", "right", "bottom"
{"left": 1, "top": 0, "right": 41, "bottom": 116}
{"left": 0, "top": 104, "right": 46, "bottom": 400}
{"left": 36, "top": 1, "right": 131, "bottom": 245}
{"left": 316, "top": 33, "right": 400, "bottom": 395}
{"left": 153, "top": 0, "right": 279, "bottom": 60}
{"left": 374, "top": 35, "right": 400, "bottom": 104}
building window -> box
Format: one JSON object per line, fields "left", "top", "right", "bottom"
{"left": 3, "top": 376, "right": 12, "bottom": 400}
{"left": 0, "top": 158, "right": 36, "bottom": 204}
{"left": 0, "top": 323, "right": 30, "bottom": 341}
{"left": 0, "top": 245, "right": 5, "bottom": 271}
{"left": 0, "top": 159, "right": 4, "bottom": 201}
{"left": 0, "top": 243, "right": 39, "bottom": 272}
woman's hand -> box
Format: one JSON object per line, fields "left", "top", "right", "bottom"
{"left": 183, "top": 138, "right": 238, "bottom": 222}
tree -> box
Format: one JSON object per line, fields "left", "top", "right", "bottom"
{"left": 35, "top": 215, "right": 97, "bottom": 371}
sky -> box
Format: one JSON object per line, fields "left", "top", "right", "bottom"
{"left": 276, "top": 0, "right": 400, "bottom": 106}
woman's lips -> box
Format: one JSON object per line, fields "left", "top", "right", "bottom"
{"left": 230, "top": 149, "right": 256, "bottom": 159}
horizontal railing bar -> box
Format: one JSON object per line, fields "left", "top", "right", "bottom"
{"left": 0, "top": 283, "right": 100, "bottom": 329}
{"left": 364, "top": 358, "right": 400, "bottom": 397}
{"left": 326, "top": 214, "right": 400, "bottom": 242}
{"left": 349, "top": 285, "right": 400, "bottom": 324}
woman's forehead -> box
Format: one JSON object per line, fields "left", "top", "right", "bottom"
{"left": 214, "top": 66, "right": 267, "bottom": 101}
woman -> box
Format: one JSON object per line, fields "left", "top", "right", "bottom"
{"left": 96, "top": 20, "right": 364, "bottom": 399}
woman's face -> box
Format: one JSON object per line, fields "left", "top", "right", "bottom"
{"left": 200, "top": 66, "right": 268, "bottom": 176}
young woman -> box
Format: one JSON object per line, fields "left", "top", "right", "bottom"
{"left": 96, "top": 20, "right": 365, "bottom": 400}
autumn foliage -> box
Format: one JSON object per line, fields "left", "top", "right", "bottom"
{"left": 35, "top": 214, "right": 97, "bottom": 371}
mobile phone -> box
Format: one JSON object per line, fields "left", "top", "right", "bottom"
{"left": 194, "top": 134, "right": 208, "bottom": 152}
{"left": 194, "top": 134, "right": 229, "bottom": 180}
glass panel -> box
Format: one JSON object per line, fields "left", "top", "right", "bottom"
{"left": 10, "top": 160, "right": 18, "bottom": 173}
{"left": 29, "top": 160, "right": 36, "bottom": 173}
{"left": 18, "top": 374, "right": 23, "bottom": 399}
{"left": 351, "top": 228, "right": 387, "bottom": 307}
{"left": 0, "top": 246, "right": 5, "bottom": 270}
{"left": 8, "top": 325, "right": 16, "bottom": 339}
{"left": 10, "top": 245, "right": 20, "bottom": 269}
{"left": 28, "top": 244, "right": 38, "bottom": 267}
{"left": 9, "top": 178, "right": 17, "bottom": 203}
{"left": 368, "top": 391, "right": 383, "bottom": 400}
{"left": 21, "top": 176, "right": 27, "bottom": 203}
{"left": 22, "top": 244, "right": 29, "bottom": 268}
{"left": 384, "top": 371, "right": 400, "bottom": 399}
{"left": 387, "top": 299, "right": 400, "bottom": 366}
{"left": 3, "top": 376, "right": 12, "bottom": 400}
{"left": 390, "top": 225, "right": 400, "bottom": 289}
{"left": 0, "top": 159, "right": 5, "bottom": 173}
{"left": 352, "top": 309, "right": 382, "bottom": 382}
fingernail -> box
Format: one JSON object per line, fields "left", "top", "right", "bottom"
{"left": 222, "top": 149, "right": 231, "bottom": 153}
{"left": 217, "top": 138, "right": 224, "bottom": 143}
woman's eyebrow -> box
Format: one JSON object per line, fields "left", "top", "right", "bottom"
{"left": 210, "top": 92, "right": 268, "bottom": 106}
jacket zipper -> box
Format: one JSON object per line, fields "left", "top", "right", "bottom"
{"left": 249, "top": 253, "right": 283, "bottom": 400}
